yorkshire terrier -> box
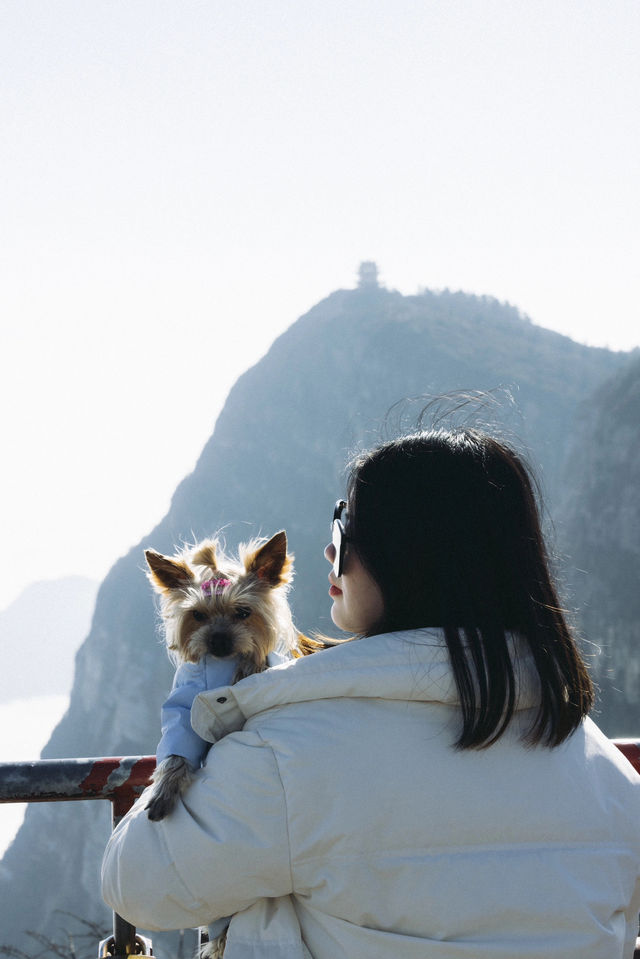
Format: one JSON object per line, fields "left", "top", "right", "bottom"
{"left": 143, "top": 529, "right": 320, "bottom": 823}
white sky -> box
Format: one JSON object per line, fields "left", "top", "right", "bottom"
{"left": 1, "top": 0, "right": 639, "bottom": 612}
{"left": 0, "top": 694, "right": 69, "bottom": 853}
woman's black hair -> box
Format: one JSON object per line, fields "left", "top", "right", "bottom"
{"left": 346, "top": 428, "right": 594, "bottom": 748}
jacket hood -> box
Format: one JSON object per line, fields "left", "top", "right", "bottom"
{"left": 192, "top": 628, "right": 541, "bottom": 743}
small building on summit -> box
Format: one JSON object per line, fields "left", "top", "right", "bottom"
{"left": 357, "top": 261, "right": 380, "bottom": 289}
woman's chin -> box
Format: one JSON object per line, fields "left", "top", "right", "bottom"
{"left": 330, "top": 603, "right": 346, "bottom": 631}
{"left": 330, "top": 603, "right": 355, "bottom": 634}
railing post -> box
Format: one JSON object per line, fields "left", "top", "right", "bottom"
{"left": 0, "top": 756, "right": 156, "bottom": 957}
{"left": 109, "top": 795, "right": 142, "bottom": 956}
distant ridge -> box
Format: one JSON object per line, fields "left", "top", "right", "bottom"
{"left": 0, "top": 576, "right": 98, "bottom": 704}
{"left": 0, "top": 273, "right": 633, "bottom": 956}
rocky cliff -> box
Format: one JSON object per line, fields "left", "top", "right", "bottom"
{"left": 560, "top": 351, "right": 640, "bottom": 735}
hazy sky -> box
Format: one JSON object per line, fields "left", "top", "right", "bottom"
{"left": 1, "top": 0, "right": 639, "bottom": 611}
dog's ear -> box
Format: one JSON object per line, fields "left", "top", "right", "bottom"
{"left": 245, "top": 531, "right": 293, "bottom": 587}
{"left": 191, "top": 541, "right": 218, "bottom": 570}
{"left": 145, "top": 549, "right": 194, "bottom": 592}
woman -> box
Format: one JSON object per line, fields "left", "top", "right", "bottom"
{"left": 102, "top": 429, "right": 640, "bottom": 958}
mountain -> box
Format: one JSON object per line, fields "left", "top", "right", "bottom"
{"left": 0, "top": 279, "right": 631, "bottom": 956}
{"left": 0, "top": 577, "right": 98, "bottom": 704}
{"left": 559, "top": 351, "right": 640, "bottom": 735}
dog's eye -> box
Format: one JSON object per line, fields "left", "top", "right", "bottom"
{"left": 192, "top": 609, "right": 207, "bottom": 623}
{"left": 234, "top": 606, "right": 251, "bottom": 620}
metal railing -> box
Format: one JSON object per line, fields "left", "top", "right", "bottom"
{"left": 615, "top": 739, "right": 640, "bottom": 775}
{"left": 0, "top": 755, "right": 156, "bottom": 956}
{"left": 1, "top": 741, "right": 640, "bottom": 956}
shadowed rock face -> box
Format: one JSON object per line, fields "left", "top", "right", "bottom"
{"left": 0, "top": 284, "right": 631, "bottom": 957}
{"left": 559, "top": 351, "right": 640, "bottom": 736}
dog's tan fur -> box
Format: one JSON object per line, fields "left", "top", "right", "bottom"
{"left": 144, "top": 530, "right": 322, "bottom": 818}
{"left": 145, "top": 530, "right": 305, "bottom": 681}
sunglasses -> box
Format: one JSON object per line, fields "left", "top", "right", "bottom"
{"left": 331, "top": 500, "right": 351, "bottom": 578}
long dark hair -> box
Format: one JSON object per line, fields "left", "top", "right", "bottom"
{"left": 346, "top": 428, "right": 593, "bottom": 748}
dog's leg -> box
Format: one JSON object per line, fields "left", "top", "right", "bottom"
{"left": 232, "top": 657, "right": 268, "bottom": 682}
{"left": 146, "top": 755, "right": 194, "bottom": 821}
{"left": 200, "top": 931, "right": 227, "bottom": 959}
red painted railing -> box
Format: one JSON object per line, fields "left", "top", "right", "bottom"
{"left": 0, "top": 755, "right": 156, "bottom": 956}
{"left": 0, "top": 755, "right": 156, "bottom": 818}
{"left": 612, "top": 739, "right": 640, "bottom": 775}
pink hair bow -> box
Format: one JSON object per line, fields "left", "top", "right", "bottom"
{"left": 201, "top": 578, "right": 232, "bottom": 596}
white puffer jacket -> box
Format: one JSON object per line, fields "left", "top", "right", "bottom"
{"left": 102, "top": 630, "right": 640, "bottom": 958}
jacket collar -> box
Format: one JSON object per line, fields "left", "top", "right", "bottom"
{"left": 191, "top": 629, "right": 541, "bottom": 743}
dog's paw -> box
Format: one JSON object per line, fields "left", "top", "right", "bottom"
{"left": 145, "top": 755, "right": 193, "bottom": 820}
{"left": 145, "top": 791, "right": 175, "bottom": 821}
{"left": 200, "top": 936, "right": 226, "bottom": 959}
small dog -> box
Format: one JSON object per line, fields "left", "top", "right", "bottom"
{"left": 144, "top": 529, "right": 320, "bottom": 822}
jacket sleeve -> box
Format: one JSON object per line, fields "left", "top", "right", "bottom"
{"left": 156, "top": 658, "right": 238, "bottom": 767}
{"left": 102, "top": 729, "right": 292, "bottom": 932}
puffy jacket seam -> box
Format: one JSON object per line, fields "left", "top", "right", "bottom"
{"left": 255, "top": 730, "right": 295, "bottom": 894}
{"left": 156, "top": 817, "right": 211, "bottom": 915}
{"left": 292, "top": 838, "right": 632, "bottom": 868}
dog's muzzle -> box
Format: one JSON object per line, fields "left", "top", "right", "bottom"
{"left": 206, "top": 629, "right": 235, "bottom": 658}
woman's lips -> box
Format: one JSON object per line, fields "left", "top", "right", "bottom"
{"left": 329, "top": 584, "right": 342, "bottom": 597}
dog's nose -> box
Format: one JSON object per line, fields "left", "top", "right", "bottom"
{"left": 207, "top": 630, "right": 234, "bottom": 658}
